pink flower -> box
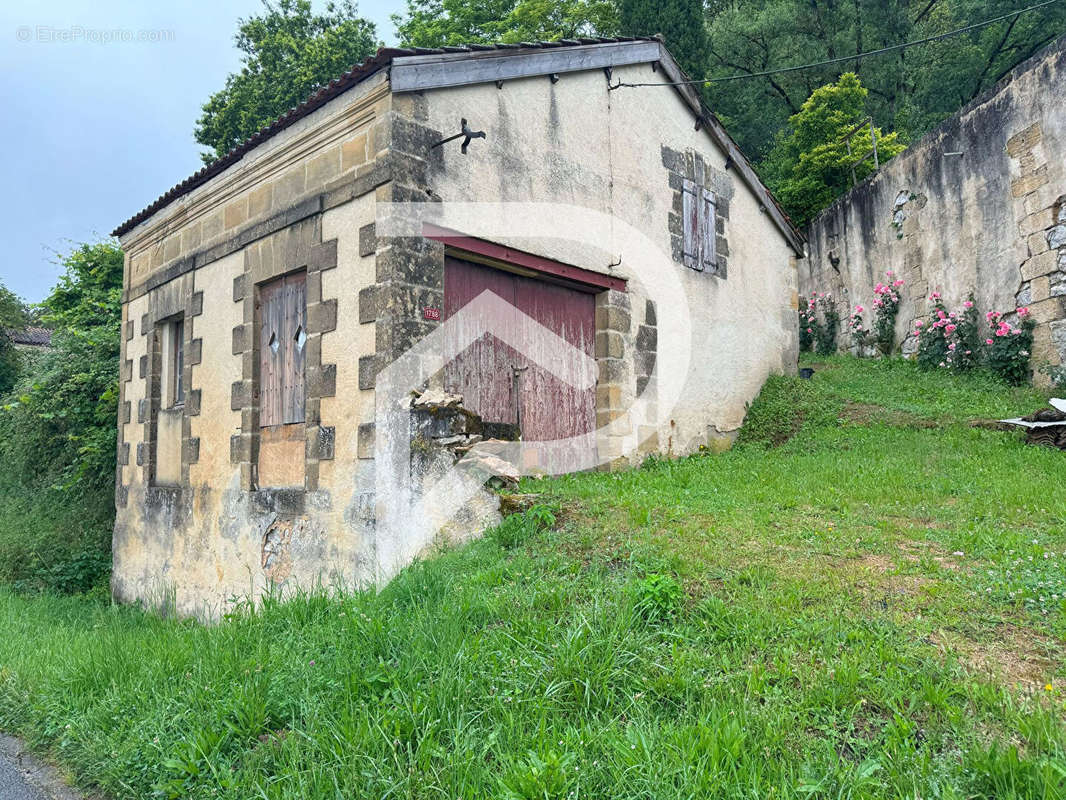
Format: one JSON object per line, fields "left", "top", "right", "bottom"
{"left": 986, "top": 338, "right": 994, "bottom": 345}
{"left": 948, "top": 342, "right": 957, "bottom": 350}
{"left": 1017, "top": 307, "right": 1030, "bottom": 317}
{"left": 855, "top": 305, "right": 864, "bottom": 313}
{"left": 807, "top": 328, "right": 813, "bottom": 334}
{"left": 964, "top": 301, "right": 974, "bottom": 309}
{"left": 893, "top": 279, "right": 904, "bottom": 287}
{"left": 915, "top": 320, "right": 924, "bottom": 327}
{"left": 937, "top": 310, "right": 947, "bottom": 320}
{"left": 945, "top": 324, "right": 957, "bottom": 333}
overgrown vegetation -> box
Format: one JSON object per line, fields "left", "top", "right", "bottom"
{"left": 0, "top": 242, "right": 122, "bottom": 593}
{"left": 2, "top": 357, "right": 1063, "bottom": 798}
{"left": 760, "top": 73, "right": 907, "bottom": 226}
{"left": 915, "top": 293, "right": 1037, "bottom": 384}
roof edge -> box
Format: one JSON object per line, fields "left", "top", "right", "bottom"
{"left": 112, "top": 36, "right": 803, "bottom": 256}
{"left": 648, "top": 44, "right": 805, "bottom": 256}
{"left": 112, "top": 38, "right": 656, "bottom": 239}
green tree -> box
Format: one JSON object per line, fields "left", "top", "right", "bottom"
{"left": 11, "top": 242, "right": 124, "bottom": 487}
{"left": 705, "top": 0, "right": 1066, "bottom": 163}
{"left": 0, "top": 285, "right": 32, "bottom": 396}
{"left": 195, "top": 0, "right": 378, "bottom": 163}
{"left": 0, "top": 285, "right": 31, "bottom": 330}
{"left": 0, "top": 242, "right": 123, "bottom": 593}
{"left": 761, "top": 73, "right": 906, "bottom": 226}
{"left": 394, "top": 0, "right": 618, "bottom": 46}
{"left": 619, "top": 0, "right": 708, "bottom": 80}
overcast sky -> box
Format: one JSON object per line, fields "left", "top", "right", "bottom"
{"left": 0, "top": 0, "right": 401, "bottom": 303}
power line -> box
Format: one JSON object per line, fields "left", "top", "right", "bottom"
{"left": 612, "top": 0, "right": 1061, "bottom": 88}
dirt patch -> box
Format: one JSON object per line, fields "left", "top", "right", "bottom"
{"left": 847, "top": 552, "right": 934, "bottom": 598}
{"left": 897, "top": 539, "right": 963, "bottom": 570}
{"left": 930, "top": 623, "right": 1062, "bottom": 691}
{"left": 840, "top": 402, "right": 940, "bottom": 429}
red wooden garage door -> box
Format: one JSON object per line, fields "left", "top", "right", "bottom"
{"left": 443, "top": 256, "right": 596, "bottom": 443}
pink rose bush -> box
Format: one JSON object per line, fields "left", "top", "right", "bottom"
{"left": 798, "top": 291, "right": 841, "bottom": 355}
{"left": 871, "top": 272, "right": 903, "bottom": 354}
{"left": 916, "top": 291, "right": 1034, "bottom": 383}
{"left": 847, "top": 305, "right": 869, "bottom": 348}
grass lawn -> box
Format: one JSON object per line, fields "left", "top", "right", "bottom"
{"left": 1, "top": 357, "right": 1065, "bottom": 799}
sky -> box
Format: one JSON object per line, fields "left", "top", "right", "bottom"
{"left": 0, "top": 0, "right": 401, "bottom": 303}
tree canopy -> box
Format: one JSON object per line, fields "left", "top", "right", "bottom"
{"left": 704, "top": 0, "right": 1066, "bottom": 163}
{"left": 618, "top": 0, "right": 708, "bottom": 80}
{"left": 194, "top": 0, "right": 1066, "bottom": 221}
{"left": 393, "top": 0, "right": 618, "bottom": 46}
{"left": 195, "top": 0, "right": 379, "bottom": 163}
{"left": 760, "top": 73, "right": 906, "bottom": 226}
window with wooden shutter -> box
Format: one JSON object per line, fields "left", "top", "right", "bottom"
{"left": 680, "top": 181, "right": 720, "bottom": 275}
{"left": 701, "top": 188, "right": 717, "bottom": 274}
{"left": 681, "top": 178, "right": 699, "bottom": 270}
{"left": 259, "top": 273, "right": 306, "bottom": 427}
{"left": 160, "top": 317, "right": 184, "bottom": 409}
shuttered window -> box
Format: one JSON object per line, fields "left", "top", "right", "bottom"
{"left": 259, "top": 273, "right": 306, "bottom": 427}
{"left": 160, "top": 318, "right": 184, "bottom": 409}
{"left": 681, "top": 179, "right": 719, "bottom": 275}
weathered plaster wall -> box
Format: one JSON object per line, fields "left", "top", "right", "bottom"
{"left": 409, "top": 61, "right": 799, "bottom": 461}
{"left": 802, "top": 36, "right": 1066, "bottom": 373}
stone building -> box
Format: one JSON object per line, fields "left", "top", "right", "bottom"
{"left": 111, "top": 37, "right": 804, "bottom": 618}
{"left": 802, "top": 35, "right": 1066, "bottom": 375}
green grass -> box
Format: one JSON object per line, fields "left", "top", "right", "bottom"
{"left": 2, "top": 357, "right": 1065, "bottom": 798}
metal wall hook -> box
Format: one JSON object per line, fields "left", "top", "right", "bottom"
{"left": 431, "top": 118, "right": 486, "bottom": 154}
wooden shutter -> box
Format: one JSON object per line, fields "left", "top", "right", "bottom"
{"left": 701, "top": 188, "right": 717, "bottom": 273}
{"left": 283, "top": 275, "right": 306, "bottom": 425}
{"left": 681, "top": 178, "right": 699, "bottom": 270}
{"left": 259, "top": 274, "right": 306, "bottom": 428}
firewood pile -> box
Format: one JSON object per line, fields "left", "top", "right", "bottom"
{"left": 999, "top": 398, "right": 1066, "bottom": 450}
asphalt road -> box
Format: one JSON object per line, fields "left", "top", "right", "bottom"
{"left": 0, "top": 738, "right": 83, "bottom": 800}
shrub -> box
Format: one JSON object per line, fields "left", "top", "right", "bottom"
{"left": 914, "top": 293, "right": 950, "bottom": 371}
{"left": 847, "top": 305, "right": 868, "bottom": 349}
{"left": 915, "top": 293, "right": 1037, "bottom": 386}
{"left": 944, "top": 295, "right": 982, "bottom": 372}
{"left": 871, "top": 272, "right": 904, "bottom": 354}
{"left": 813, "top": 293, "right": 839, "bottom": 356}
{"left": 0, "top": 242, "right": 121, "bottom": 593}
{"left": 984, "top": 308, "right": 1035, "bottom": 386}
{"left": 488, "top": 504, "right": 557, "bottom": 549}
{"left": 798, "top": 296, "right": 817, "bottom": 353}
{"left": 628, "top": 572, "right": 683, "bottom": 622}
{"left": 799, "top": 292, "right": 840, "bottom": 355}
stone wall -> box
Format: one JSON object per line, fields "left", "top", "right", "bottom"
{"left": 801, "top": 35, "right": 1066, "bottom": 376}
